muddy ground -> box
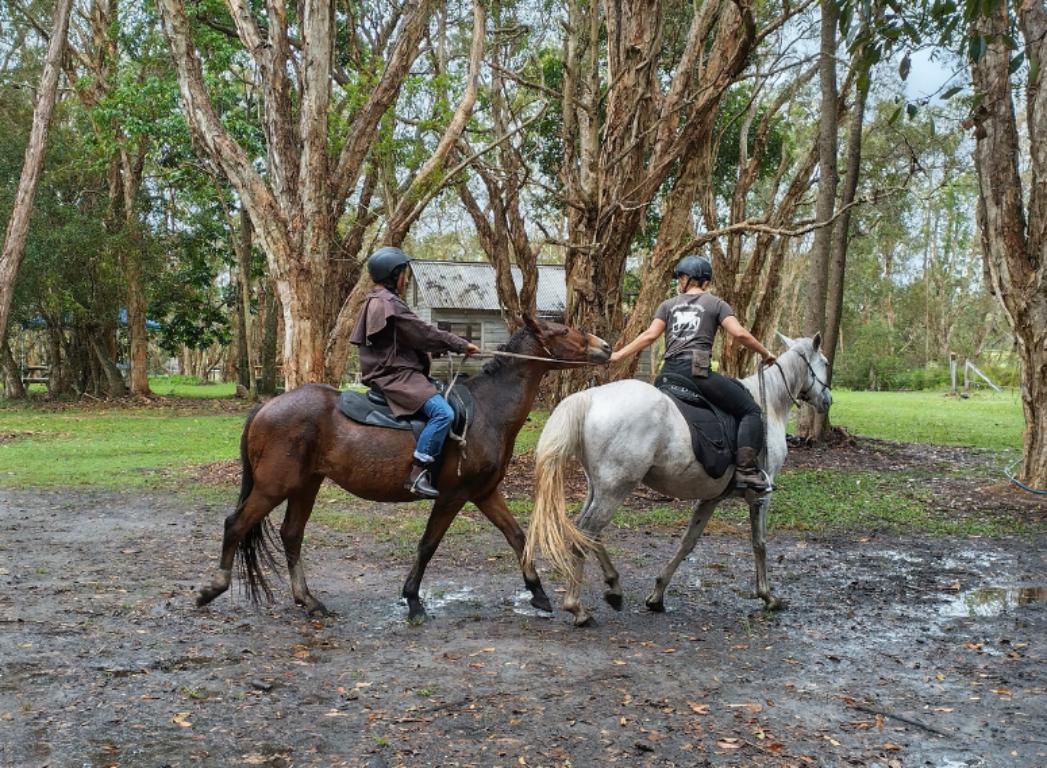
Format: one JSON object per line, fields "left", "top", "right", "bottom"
{"left": 1, "top": 462, "right": 1044, "bottom": 768}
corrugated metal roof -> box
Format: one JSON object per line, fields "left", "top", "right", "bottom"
{"left": 410, "top": 260, "right": 566, "bottom": 313}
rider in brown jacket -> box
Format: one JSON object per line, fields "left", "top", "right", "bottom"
{"left": 350, "top": 247, "right": 479, "bottom": 498}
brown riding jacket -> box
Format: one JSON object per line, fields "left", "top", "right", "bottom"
{"left": 349, "top": 286, "right": 470, "bottom": 416}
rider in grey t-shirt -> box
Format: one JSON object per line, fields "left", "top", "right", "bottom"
{"left": 610, "top": 254, "right": 777, "bottom": 492}
{"left": 655, "top": 291, "right": 735, "bottom": 361}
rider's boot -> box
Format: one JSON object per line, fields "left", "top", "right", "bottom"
{"left": 405, "top": 459, "right": 440, "bottom": 499}
{"left": 734, "top": 447, "right": 771, "bottom": 493}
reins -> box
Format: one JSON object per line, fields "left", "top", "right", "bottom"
{"left": 441, "top": 345, "right": 593, "bottom": 477}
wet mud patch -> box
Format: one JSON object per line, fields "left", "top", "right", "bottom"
{"left": 0, "top": 487, "right": 1044, "bottom": 767}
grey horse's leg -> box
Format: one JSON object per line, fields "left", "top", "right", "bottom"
{"left": 593, "top": 540, "right": 623, "bottom": 610}
{"left": 645, "top": 499, "right": 719, "bottom": 612}
{"left": 749, "top": 494, "right": 784, "bottom": 610}
{"left": 565, "top": 484, "right": 631, "bottom": 626}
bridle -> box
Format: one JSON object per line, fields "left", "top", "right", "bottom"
{"left": 769, "top": 349, "right": 830, "bottom": 409}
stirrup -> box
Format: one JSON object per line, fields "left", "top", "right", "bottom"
{"left": 735, "top": 467, "right": 772, "bottom": 494}
{"left": 405, "top": 465, "right": 439, "bottom": 499}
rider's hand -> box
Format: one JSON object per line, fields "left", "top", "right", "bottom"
{"left": 761, "top": 353, "right": 777, "bottom": 366}
{"left": 464, "top": 343, "right": 480, "bottom": 357}
{"left": 609, "top": 350, "right": 624, "bottom": 364}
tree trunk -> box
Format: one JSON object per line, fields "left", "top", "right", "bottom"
{"left": 89, "top": 333, "right": 127, "bottom": 398}
{"left": 259, "top": 280, "right": 280, "bottom": 395}
{"left": 124, "top": 246, "right": 152, "bottom": 395}
{"left": 797, "top": 0, "right": 838, "bottom": 440}
{"left": 968, "top": 2, "right": 1047, "bottom": 487}
{"left": 813, "top": 76, "right": 867, "bottom": 440}
{"left": 0, "top": 0, "right": 74, "bottom": 343}
{"left": 1, "top": 334, "right": 26, "bottom": 399}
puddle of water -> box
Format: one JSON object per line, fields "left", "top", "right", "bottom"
{"left": 511, "top": 591, "right": 554, "bottom": 618}
{"left": 940, "top": 550, "right": 1009, "bottom": 572}
{"left": 939, "top": 586, "right": 1047, "bottom": 618}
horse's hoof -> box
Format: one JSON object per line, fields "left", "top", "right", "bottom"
{"left": 530, "top": 593, "right": 553, "bottom": 613}
{"left": 763, "top": 596, "right": 787, "bottom": 612}
{"left": 603, "top": 592, "right": 623, "bottom": 611}
{"left": 644, "top": 596, "right": 665, "bottom": 613}
{"left": 196, "top": 588, "right": 220, "bottom": 607}
{"left": 407, "top": 600, "right": 428, "bottom": 625}
{"left": 305, "top": 600, "right": 329, "bottom": 617}
{"left": 573, "top": 614, "right": 597, "bottom": 628}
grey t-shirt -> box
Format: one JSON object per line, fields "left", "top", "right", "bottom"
{"left": 654, "top": 291, "right": 734, "bottom": 361}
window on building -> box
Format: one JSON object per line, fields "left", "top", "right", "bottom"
{"left": 437, "top": 321, "right": 482, "bottom": 347}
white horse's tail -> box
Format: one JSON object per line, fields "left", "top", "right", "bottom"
{"left": 523, "top": 391, "right": 595, "bottom": 576}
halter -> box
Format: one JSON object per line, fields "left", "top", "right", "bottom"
{"left": 768, "top": 349, "right": 829, "bottom": 409}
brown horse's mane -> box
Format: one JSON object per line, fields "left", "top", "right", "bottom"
{"left": 477, "top": 326, "right": 536, "bottom": 377}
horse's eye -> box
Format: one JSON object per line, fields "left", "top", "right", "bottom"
{"left": 561, "top": 328, "right": 570, "bottom": 336}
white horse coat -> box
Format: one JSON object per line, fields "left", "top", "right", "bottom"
{"left": 524, "top": 334, "right": 832, "bottom": 625}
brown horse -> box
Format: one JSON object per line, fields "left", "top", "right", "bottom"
{"left": 197, "top": 315, "right": 610, "bottom": 621}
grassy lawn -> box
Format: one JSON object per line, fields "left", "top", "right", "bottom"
{"left": 0, "top": 388, "right": 1032, "bottom": 537}
{"left": 149, "top": 375, "right": 238, "bottom": 398}
{"left": 826, "top": 389, "right": 1023, "bottom": 451}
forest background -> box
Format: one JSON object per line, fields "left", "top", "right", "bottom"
{"left": 0, "top": 0, "right": 1043, "bottom": 485}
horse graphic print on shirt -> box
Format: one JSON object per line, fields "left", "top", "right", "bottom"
{"left": 655, "top": 292, "right": 735, "bottom": 361}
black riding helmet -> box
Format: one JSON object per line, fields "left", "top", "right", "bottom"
{"left": 367, "top": 246, "right": 411, "bottom": 286}
{"left": 673, "top": 254, "right": 713, "bottom": 284}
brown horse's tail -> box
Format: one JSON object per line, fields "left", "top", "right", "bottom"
{"left": 235, "top": 406, "right": 280, "bottom": 604}
{"left": 523, "top": 391, "right": 595, "bottom": 578}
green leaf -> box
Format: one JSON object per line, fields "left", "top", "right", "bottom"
{"left": 906, "top": 103, "right": 918, "bottom": 120}
{"left": 899, "top": 54, "right": 911, "bottom": 81}
{"left": 942, "top": 85, "right": 963, "bottom": 99}
{"left": 1008, "top": 52, "right": 1025, "bottom": 75}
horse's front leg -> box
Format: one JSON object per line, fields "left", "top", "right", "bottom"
{"left": 402, "top": 496, "right": 467, "bottom": 623}
{"left": 473, "top": 489, "right": 551, "bottom": 612}
{"left": 646, "top": 499, "right": 718, "bottom": 612}
{"left": 748, "top": 494, "right": 785, "bottom": 611}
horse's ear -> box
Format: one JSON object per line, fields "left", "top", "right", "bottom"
{"left": 812, "top": 331, "right": 822, "bottom": 351}
{"left": 522, "top": 314, "right": 542, "bottom": 334}
{"left": 776, "top": 331, "right": 794, "bottom": 349}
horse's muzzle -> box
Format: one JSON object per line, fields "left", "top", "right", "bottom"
{"left": 587, "top": 335, "right": 612, "bottom": 363}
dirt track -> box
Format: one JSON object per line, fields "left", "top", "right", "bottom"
{"left": 0, "top": 486, "right": 1044, "bottom": 768}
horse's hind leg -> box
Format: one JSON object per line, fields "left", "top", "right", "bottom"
{"left": 593, "top": 540, "right": 623, "bottom": 611}
{"left": 645, "top": 499, "right": 718, "bottom": 612}
{"left": 566, "top": 484, "right": 631, "bottom": 626}
{"left": 749, "top": 495, "right": 784, "bottom": 611}
{"left": 281, "top": 475, "right": 326, "bottom": 615}
{"left": 473, "top": 489, "right": 552, "bottom": 613}
{"left": 197, "top": 489, "right": 285, "bottom": 607}
{"left": 402, "top": 496, "right": 467, "bottom": 623}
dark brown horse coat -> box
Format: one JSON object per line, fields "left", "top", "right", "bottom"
{"left": 196, "top": 316, "right": 611, "bottom": 622}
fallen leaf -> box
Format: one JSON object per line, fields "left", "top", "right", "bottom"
{"left": 687, "top": 702, "right": 710, "bottom": 715}
{"left": 172, "top": 712, "right": 192, "bottom": 728}
{"left": 716, "top": 738, "right": 743, "bottom": 750}
{"left": 728, "top": 702, "right": 762, "bottom": 713}
{"left": 883, "top": 741, "right": 901, "bottom": 751}
{"left": 991, "top": 687, "right": 1011, "bottom": 696}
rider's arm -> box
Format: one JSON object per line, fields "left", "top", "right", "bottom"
{"left": 394, "top": 308, "right": 474, "bottom": 355}
{"left": 721, "top": 316, "right": 776, "bottom": 364}
{"left": 609, "top": 318, "right": 666, "bottom": 363}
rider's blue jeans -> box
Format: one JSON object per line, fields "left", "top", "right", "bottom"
{"left": 413, "top": 394, "right": 454, "bottom": 464}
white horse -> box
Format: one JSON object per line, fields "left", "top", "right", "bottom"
{"left": 523, "top": 333, "right": 832, "bottom": 626}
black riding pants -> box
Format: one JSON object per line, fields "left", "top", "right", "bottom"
{"left": 662, "top": 358, "right": 763, "bottom": 455}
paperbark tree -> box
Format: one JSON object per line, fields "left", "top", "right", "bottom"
{"left": 795, "top": 0, "right": 839, "bottom": 439}
{"left": 968, "top": 1, "right": 1047, "bottom": 487}
{"left": 157, "top": 0, "right": 485, "bottom": 388}
{"left": 557, "top": 0, "right": 756, "bottom": 384}
{"left": 0, "top": 0, "right": 74, "bottom": 345}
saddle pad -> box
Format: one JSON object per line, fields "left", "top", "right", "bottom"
{"left": 336, "top": 385, "right": 474, "bottom": 444}
{"left": 655, "top": 372, "right": 737, "bottom": 479}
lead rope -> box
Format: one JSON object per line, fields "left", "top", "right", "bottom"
{"left": 444, "top": 353, "right": 468, "bottom": 476}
